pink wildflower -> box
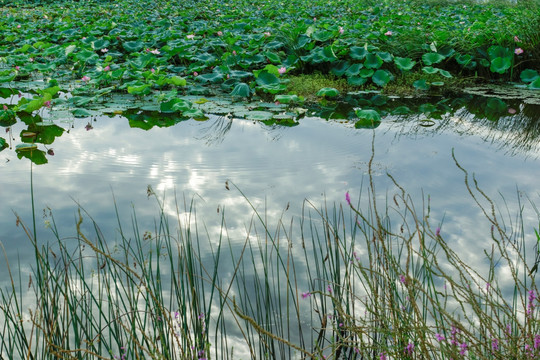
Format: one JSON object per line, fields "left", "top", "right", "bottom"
{"left": 339, "top": 26, "right": 344, "bottom": 34}
{"left": 508, "top": 108, "right": 517, "bottom": 114}
{"left": 345, "top": 192, "right": 351, "bottom": 205}
{"left": 405, "top": 343, "right": 414, "bottom": 355}
{"left": 193, "top": 71, "right": 198, "bottom": 77}
{"left": 232, "top": 50, "right": 237, "bottom": 55}
{"left": 81, "top": 75, "right": 90, "bottom": 82}
{"left": 385, "top": 31, "right": 393, "bottom": 36}
{"left": 435, "top": 333, "right": 445, "bottom": 341}
{"left": 278, "top": 66, "right": 286, "bottom": 75}
{"left": 44, "top": 100, "right": 51, "bottom": 108}
{"left": 101, "top": 48, "right": 108, "bottom": 53}
{"left": 103, "top": 65, "right": 110, "bottom": 71}
{"left": 217, "top": 31, "right": 223, "bottom": 36}
{"left": 301, "top": 292, "right": 311, "bottom": 299}
{"left": 150, "top": 49, "right": 160, "bottom": 55}
{"left": 515, "top": 48, "right": 524, "bottom": 55}
{"left": 514, "top": 36, "right": 521, "bottom": 42}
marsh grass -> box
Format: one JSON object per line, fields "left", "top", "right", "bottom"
{"left": 1, "top": 149, "right": 540, "bottom": 359}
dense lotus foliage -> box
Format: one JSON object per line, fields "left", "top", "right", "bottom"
{"left": 0, "top": 0, "right": 539, "bottom": 162}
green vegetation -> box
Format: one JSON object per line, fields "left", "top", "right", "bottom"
{"left": 1, "top": 154, "right": 539, "bottom": 359}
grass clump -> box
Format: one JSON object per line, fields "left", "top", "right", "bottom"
{"left": 1, "top": 151, "right": 540, "bottom": 359}
{"left": 286, "top": 73, "right": 354, "bottom": 102}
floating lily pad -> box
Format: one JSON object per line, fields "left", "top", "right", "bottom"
{"left": 422, "top": 53, "right": 445, "bottom": 65}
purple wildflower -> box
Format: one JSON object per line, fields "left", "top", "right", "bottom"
{"left": 435, "top": 333, "right": 445, "bottom": 342}
{"left": 405, "top": 342, "right": 414, "bottom": 355}
{"left": 492, "top": 338, "right": 499, "bottom": 351}
{"left": 345, "top": 192, "right": 351, "bottom": 206}
{"left": 302, "top": 292, "right": 311, "bottom": 299}
{"left": 459, "top": 342, "right": 468, "bottom": 355}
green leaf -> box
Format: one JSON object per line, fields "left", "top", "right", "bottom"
{"left": 355, "top": 109, "right": 381, "bottom": 129}
{"left": 16, "top": 146, "right": 48, "bottom": 165}
{"left": 312, "top": 30, "right": 334, "bottom": 42}
{"left": 364, "top": 53, "right": 383, "bottom": 69}
{"left": 167, "top": 76, "right": 187, "bottom": 87}
{"left": 394, "top": 57, "right": 416, "bottom": 71}
{"left": 331, "top": 61, "right": 350, "bottom": 77}
{"left": 377, "top": 52, "right": 393, "bottom": 62}
{"left": 431, "top": 81, "right": 445, "bottom": 86}
{"left": 255, "top": 71, "right": 286, "bottom": 94}
{"left": 349, "top": 46, "right": 369, "bottom": 60}
{"left": 347, "top": 76, "right": 368, "bottom": 86}
{"left": 413, "top": 79, "right": 430, "bottom": 91}
{"left": 359, "top": 68, "right": 374, "bottom": 78}
{"left": 0, "top": 137, "right": 7, "bottom": 151}
{"left": 127, "top": 84, "right": 152, "bottom": 95}
{"left": 372, "top": 69, "right": 392, "bottom": 87}
{"left": 490, "top": 57, "right": 512, "bottom": 74}
{"left": 529, "top": 77, "right": 540, "bottom": 90}
{"left": 316, "top": 87, "right": 340, "bottom": 98}
{"left": 422, "top": 53, "right": 445, "bottom": 65}
{"left": 488, "top": 45, "right": 512, "bottom": 60}
{"left": 123, "top": 40, "right": 144, "bottom": 53}
{"left": 438, "top": 69, "right": 452, "bottom": 78}
{"left": 422, "top": 66, "right": 439, "bottom": 75}
{"left": 345, "top": 63, "right": 363, "bottom": 77}
{"left": 183, "top": 108, "right": 206, "bottom": 120}
{"left": 160, "top": 98, "right": 193, "bottom": 113}
{"left": 231, "top": 83, "right": 251, "bottom": 97}
{"left": 520, "top": 69, "right": 539, "bottom": 83}
{"left": 275, "top": 94, "right": 303, "bottom": 104}
{"left": 72, "top": 108, "right": 93, "bottom": 118}
{"left": 391, "top": 106, "right": 411, "bottom": 115}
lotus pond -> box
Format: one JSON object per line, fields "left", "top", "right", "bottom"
{"left": 1, "top": 0, "right": 540, "bottom": 359}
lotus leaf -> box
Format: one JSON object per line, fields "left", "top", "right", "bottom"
{"left": 316, "top": 87, "right": 340, "bottom": 98}
{"left": 413, "top": 79, "right": 430, "bottom": 91}
{"left": 520, "top": 69, "right": 539, "bottom": 83}
{"left": 355, "top": 109, "right": 381, "bottom": 129}
{"left": 349, "top": 46, "right": 369, "bottom": 60}
{"left": 231, "top": 83, "right": 251, "bottom": 97}
{"left": 490, "top": 57, "right": 512, "bottom": 74}
{"left": 364, "top": 53, "right": 383, "bottom": 69}
{"left": 394, "top": 57, "right": 416, "bottom": 71}
{"left": 422, "top": 53, "right": 445, "bottom": 66}
{"left": 372, "top": 69, "right": 392, "bottom": 87}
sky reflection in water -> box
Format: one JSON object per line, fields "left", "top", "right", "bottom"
{"left": 1, "top": 108, "right": 540, "bottom": 292}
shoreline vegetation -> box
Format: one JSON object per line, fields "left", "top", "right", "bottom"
{"left": 1, "top": 150, "right": 539, "bottom": 359}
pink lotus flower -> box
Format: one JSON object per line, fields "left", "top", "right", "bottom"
{"left": 385, "top": 31, "right": 393, "bottom": 36}
{"left": 514, "top": 36, "right": 521, "bottom": 42}
{"left": 278, "top": 66, "right": 286, "bottom": 75}
{"left": 29, "top": 58, "right": 34, "bottom": 62}
{"left": 263, "top": 31, "right": 271, "bottom": 37}
{"left": 339, "top": 26, "right": 344, "bottom": 34}
{"left": 232, "top": 50, "right": 237, "bottom": 55}
{"left": 17, "top": 25, "right": 21, "bottom": 29}
{"left": 151, "top": 68, "right": 155, "bottom": 73}
{"left": 186, "top": 34, "right": 195, "bottom": 39}
{"left": 508, "top": 108, "right": 517, "bottom": 114}
{"left": 150, "top": 49, "right": 160, "bottom": 55}
{"left": 515, "top": 48, "right": 524, "bottom": 55}
{"left": 15, "top": 66, "right": 20, "bottom": 70}
{"left": 44, "top": 100, "right": 51, "bottom": 108}
{"left": 217, "top": 31, "right": 223, "bottom": 36}
{"left": 103, "top": 65, "right": 110, "bottom": 71}
{"left": 193, "top": 71, "right": 198, "bottom": 76}
{"left": 101, "top": 48, "right": 108, "bottom": 53}
{"left": 3, "top": 105, "right": 7, "bottom": 110}
{"left": 81, "top": 75, "right": 91, "bottom": 82}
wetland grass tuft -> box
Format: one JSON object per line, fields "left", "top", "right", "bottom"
{"left": 1, "top": 154, "right": 539, "bottom": 359}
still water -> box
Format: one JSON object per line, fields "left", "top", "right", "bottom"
{"left": 2, "top": 95, "right": 540, "bottom": 271}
